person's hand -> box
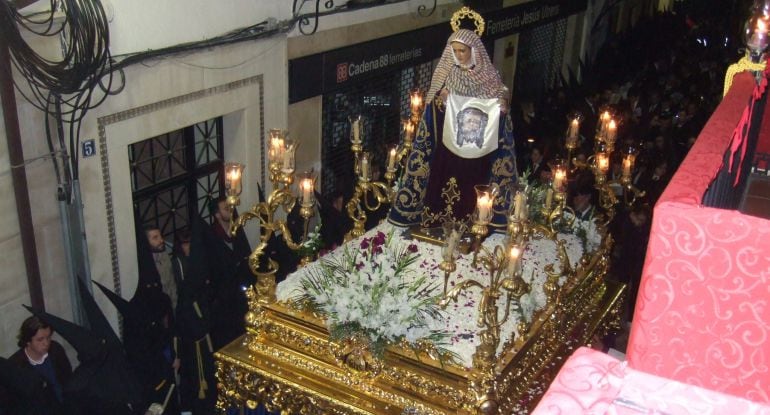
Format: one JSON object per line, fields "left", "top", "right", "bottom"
{"left": 172, "top": 358, "right": 181, "bottom": 371}
{"left": 499, "top": 98, "right": 509, "bottom": 114}
{"left": 439, "top": 88, "right": 449, "bottom": 102}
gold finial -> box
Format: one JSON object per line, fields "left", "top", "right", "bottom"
{"left": 451, "top": 7, "right": 485, "bottom": 36}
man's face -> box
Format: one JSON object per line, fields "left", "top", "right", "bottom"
{"left": 146, "top": 229, "right": 165, "bottom": 253}
{"left": 27, "top": 327, "right": 52, "bottom": 357}
{"left": 181, "top": 241, "right": 191, "bottom": 257}
{"left": 573, "top": 193, "right": 591, "bottom": 211}
{"left": 531, "top": 149, "right": 542, "bottom": 164}
{"left": 462, "top": 112, "right": 482, "bottom": 136}
{"left": 451, "top": 42, "right": 472, "bottom": 65}
{"left": 215, "top": 200, "right": 231, "bottom": 223}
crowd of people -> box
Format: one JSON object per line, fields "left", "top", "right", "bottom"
{"left": 0, "top": 197, "right": 254, "bottom": 415}
{"left": 514, "top": 11, "right": 731, "bottom": 321}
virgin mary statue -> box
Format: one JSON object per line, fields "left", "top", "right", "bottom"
{"left": 388, "top": 25, "right": 517, "bottom": 231}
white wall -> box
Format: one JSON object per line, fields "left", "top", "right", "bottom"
{"left": 1, "top": 1, "right": 289, "bottom": 355}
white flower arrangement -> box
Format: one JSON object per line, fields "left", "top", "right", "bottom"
{"left": 279, "top": 223, "right": 587, "bottom": 367}
{"left": 292, "top": 230, "right": 451, "bottom": 358}
{"left": 559, "top": 211, "right": 602, "bottom": 253}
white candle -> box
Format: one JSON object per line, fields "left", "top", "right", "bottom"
{"left": 404, "top": 121, "right": 415, "bottom": 141}
{"left": 513, "top": 192, "right": 525, "bottom": 220}
{"left": 352, "top": 119, "right": 361, "bottom": 144}
{"left": 600, "top": 111, "right": 611, "bottom": 130}
{"left": 387, "top": 148, "right": 397, "bottom": 171}
{"left": 552, "top": 170, "right": 566, "bottom": 191}
{"left": 568, "top": 118, "right": 579, "bottom": 139}
{"left": 545, "top": 188, "right": 553, "bottom": 210}
{"left": 300, "top": 178, "right": 313, "bottom": 205}
{"left": 442, "top": 229, "right": 460, "bottom": 262}
{"left": 282, "top": 144, "right": 294, "bottom": 173}
{"left": 507, "top": 246, "right": 521, "bottom": 277}
{"left": 606, "top": 120, "right": 617, "bottom": 144}
{"left": 597, "top": 154, "right": 609, "bottom": 173}
{"left": 623, "top": 156, "right": 633, "bottom": 177}
{"left": 226, "top": 167, "right": 241, "bottom": 192}
{"left": 360, "top": 154, "right": 370, "bottom": 180}
{"left": 270, "top": 137, "right": 284, "bottom": 165}
{"left": 477, "top": 193, "right": 493, "bottom": 222}
{"left": 410, "top": 93, "right": 422, "bottom": 116}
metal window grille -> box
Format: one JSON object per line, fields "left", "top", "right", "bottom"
{"left": 321, "top": 62, "right": 434, "bottom": 200}
{"left": 130, "top": 117, "right": 225, "bottom": 243}
{"left": 514, "top": 17, "right": 568, "bottom": 101}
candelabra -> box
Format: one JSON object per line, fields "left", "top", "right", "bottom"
{"left": 224, "top": 129, "right": 317, "bottom": 279}
{"left": 439, "top": 243, "right": 530, "bottom": 408}
{"left": 565, "top": 109, "right": 644, "bottom": 212}
{"left": 470, "top": 184, "right": 496, "bottom": 267}
{"left": 344, "top": 90, "right": 424, "bottom": 241}
{"left": 344, "top": 117, "right": 398, "bottom": 241}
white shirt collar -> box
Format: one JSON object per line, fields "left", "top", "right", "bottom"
{"left": 25, "top": 349, "right": 48, "bottom": 366}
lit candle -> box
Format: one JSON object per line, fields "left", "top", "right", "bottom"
{"left": 545, "top": 188, "right": 553, "bottom": 210}
{"left": 597, "top": 153, "right": 610, "bottom": 173}
{"left": 360, "top": 153, "right": 370, "bottom": 180}
{"left": 410, "top": 92, "right": 423, "bottom": 116}
{"left": 225, "top": 164, "right": 242, "bottom": 195}
{"left": 552, "top": 169, "right": 566, "bottom": 191}
{"left": 507, "top": 246, "right": 522, "bottom": 277}
{"left": 601, "top": 111, "right": 611, "bottom": 128}
{"left": 623, "top": 156, "right": 633, "bottom": 177}
{"left": 387, "top": 147, "right": 397, "bottom": 171}
{"left": 606, "top": 120, "right": 617, "bottom": 144}
{"left": 404, "top": 121, "right": 415, "bottom": 139}
{"left": 270, "top": 137, "right": 284, "bottom": 165}
{"left": 300, "top": 178, "right": 314, "bottom": 205}
{"left": 477, "top": 193, "right": 493, "bottom": 222}
{"left": 568, "top": 118, "right": 579, "bottom": 139}
{"left": 751, "top": 18, "right": 769, "bottom": 49}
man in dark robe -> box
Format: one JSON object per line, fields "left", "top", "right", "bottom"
{"left": 207, "top": 196, "right": 253, "bottom": 350}
{"left": 172, "top": 218, "right": 217, "bottom": 414}
{"left": 95, "top": 223, "right": 179, "bottom": 414}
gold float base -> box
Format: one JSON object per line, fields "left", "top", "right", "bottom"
{"left": 215, "top": 266, "right": 625, "bottom": 414}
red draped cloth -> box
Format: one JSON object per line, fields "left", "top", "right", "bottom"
{"left": 626, "top": 72, "right": 770, "bottom": 403}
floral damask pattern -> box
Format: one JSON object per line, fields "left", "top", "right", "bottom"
{"left": 627, "top": 72, "right": 770, "bottom": 404}
{"left": 533, "top": 347, "right": 770, "bottom": 414}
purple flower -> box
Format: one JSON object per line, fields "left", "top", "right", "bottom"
{"left": 372, "top": 231, "right": 386, "bottom": 247}
{"left": 360, "top": 238, "right": 370, "bottom": 250}
{"left": 407, "top": 244, "right": 418, "bottom": 253}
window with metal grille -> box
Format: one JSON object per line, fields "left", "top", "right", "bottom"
{"left": 321, "top": 62, "right": 434, "bottom": 200}
{"left": 514, "top": 18, "right": 568, "bottom": 101}
{"left": 129, "top": 117, "right": 225, "bottom": 243}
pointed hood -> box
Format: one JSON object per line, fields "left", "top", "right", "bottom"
{"left": 77, "top": 278, "right": 123, "bottom": 353}
{"left": 23, "top": 282, "right": 147, "bottom": 414}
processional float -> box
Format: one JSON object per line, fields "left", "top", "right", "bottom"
{"left": 216, "top": 7, "right": 627, "bottom": 414}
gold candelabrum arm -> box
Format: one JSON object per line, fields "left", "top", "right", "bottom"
{"left": 343, "top": 147, "right": 397, "bottom": 242}
{"left": 228, "top": 182, "right": 313, "bottom": 276}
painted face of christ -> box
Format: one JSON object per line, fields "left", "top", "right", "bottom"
{"left": 456, "top": 107, "right": 487, "bottom": 149}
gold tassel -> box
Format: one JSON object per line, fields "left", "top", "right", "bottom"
{"left": 196, "top": 339, "right": 208, "bottom": 400}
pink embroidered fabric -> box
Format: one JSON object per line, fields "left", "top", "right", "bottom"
{"left": 533, "top": 347, "right": 770, "bottom": 415}
{"left": 626, "top": 72, "right": 770, "bottom": 403}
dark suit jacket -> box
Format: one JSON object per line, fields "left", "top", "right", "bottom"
{"left": 9, "top": 341, "right": 72, "bottom": 390}
{"left": 5, "top": 341, "right": 72, "bottom": 413}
